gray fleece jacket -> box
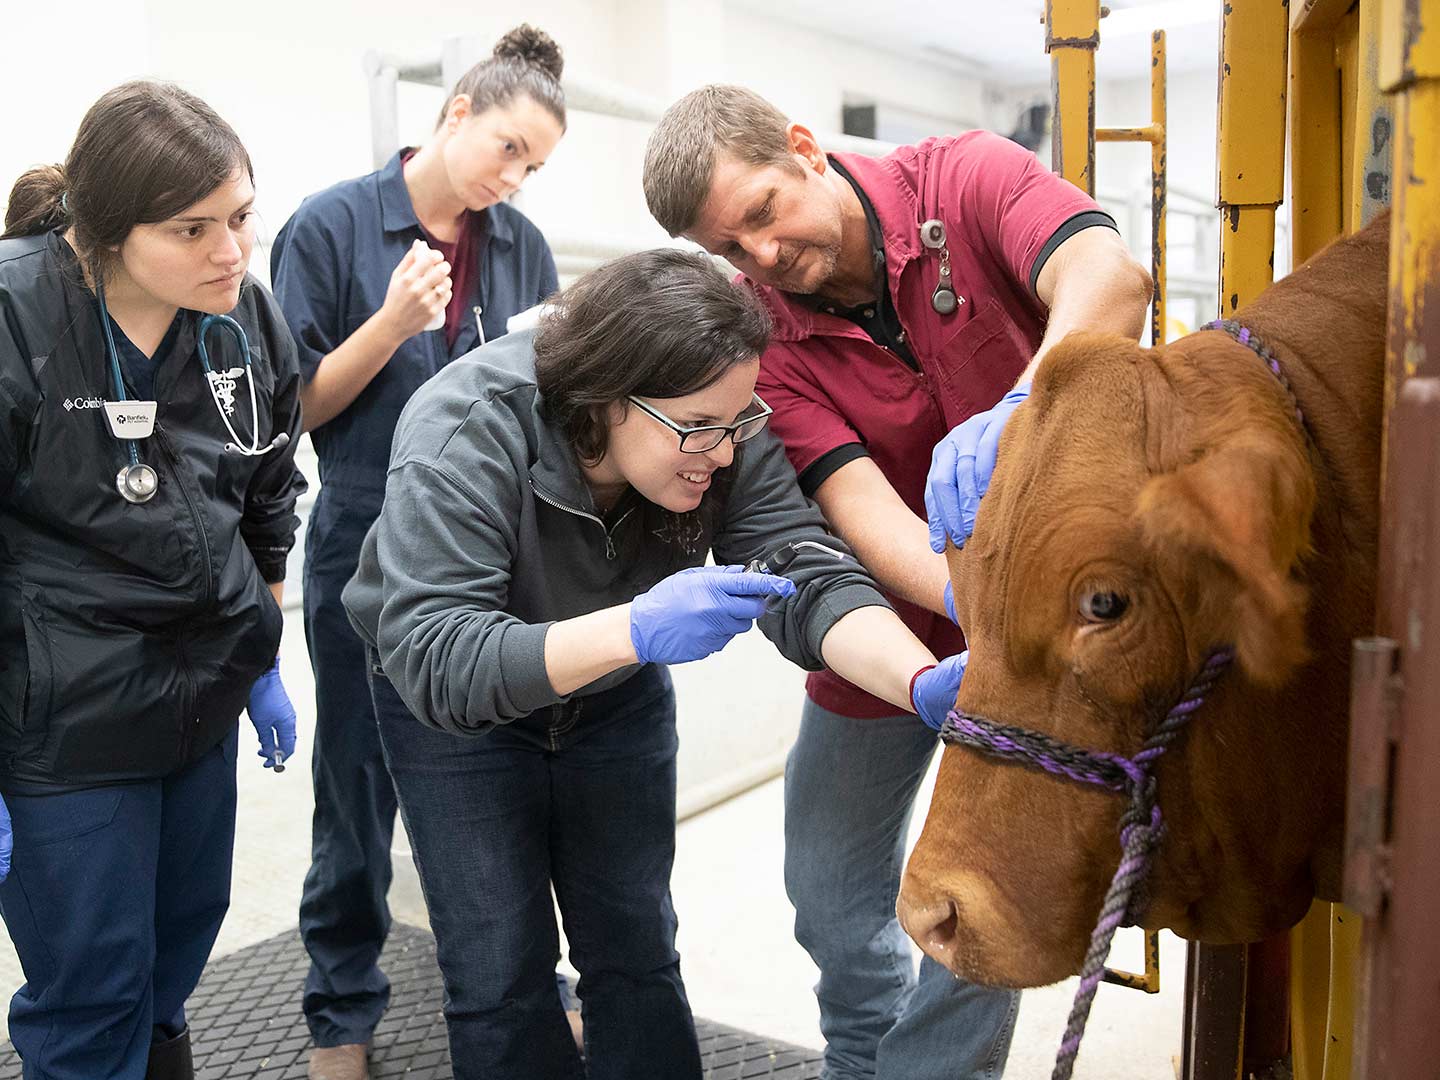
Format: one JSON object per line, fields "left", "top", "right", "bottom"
{"left": 342, "top": 328, "right": 889, "bottom": 735}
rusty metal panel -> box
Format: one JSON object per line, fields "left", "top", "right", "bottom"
{"left": 1181, "top": 943, "right": 1245, "bottom": 1080}
{"left": 1344, "top": 637, "right": 1400, "bottom": 916}
{"left": 1359, "top": 376, "right": 1440, "bottom": 1079}
{"left": 1355, "top": 6, "right": 1440, "bottom": 1066}
{"left": 1046, "top": 0, "right": 1099, "bottom": 195}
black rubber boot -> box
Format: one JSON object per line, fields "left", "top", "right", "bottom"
{"left": 146, "top": 1027, "right": 195, "bottom": 1080}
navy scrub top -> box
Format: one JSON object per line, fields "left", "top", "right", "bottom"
{"left": 270, "top": 150, "right": 559, "bottom": 495}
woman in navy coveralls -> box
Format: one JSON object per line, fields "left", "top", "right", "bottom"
{"left": 268, "top": 25, "right": 567, "bottom": 1079}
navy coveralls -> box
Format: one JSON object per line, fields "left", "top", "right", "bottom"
{"left": 270, "top": 151, "right": 558, "bottom": 1048}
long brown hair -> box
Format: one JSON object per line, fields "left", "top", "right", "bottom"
{"left": 2, "top": 80, "right": 253, "bottom": 282}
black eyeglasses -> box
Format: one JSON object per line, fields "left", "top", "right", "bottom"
{"left": 626, "top": 392, "right": 774, "bottom": 454}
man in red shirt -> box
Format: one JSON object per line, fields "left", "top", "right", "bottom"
{"left": 644, "top": 86, "right": 1151, "bottom": 1080}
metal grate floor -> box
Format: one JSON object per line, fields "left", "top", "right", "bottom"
{"left": 0, "top": 923, "right": 822, "bottom": 1078}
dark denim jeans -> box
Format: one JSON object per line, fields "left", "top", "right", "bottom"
{"left": 369, "top": 651, "right": 701, "bottom": 1080}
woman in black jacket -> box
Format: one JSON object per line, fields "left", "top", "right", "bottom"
{"left": 0, "top": 81, "right": 306, "bottom": 1079}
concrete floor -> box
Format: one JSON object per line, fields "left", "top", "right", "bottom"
{"left": 0, "top": 605, "right": 1185, "bottom": 1078}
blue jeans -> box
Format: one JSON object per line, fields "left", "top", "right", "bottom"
{"left": 370, "top": 652, "right": 701, "bottom": 1080}
{"left": 784, "top": 697, "right": 1019, "bottom": 1080}
{"left": 0, "top": 729, "right": 237, "bottom": 1080}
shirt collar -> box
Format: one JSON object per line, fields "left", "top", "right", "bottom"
{"left": 378, "top": 149, "right": 516, "bottom": 251}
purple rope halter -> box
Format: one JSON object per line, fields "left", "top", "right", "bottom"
{"left": 940, "top": 647, "right": 1234, "bottom": 1080}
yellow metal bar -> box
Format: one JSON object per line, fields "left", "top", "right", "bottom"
{"left": 1046, "top": 0, "right": 1100, "bottom": 195}
{"left": 1384, "top": 23, "right": 1440, "bottom": 390}
{"left": 1150, "top": 28, "right": 1167, "bottom": 345}
{"left": 1217, "top": 0, "right": 1289, "bottom": 314}
{"left": 1289, "top": 13, "right": 1345, "bottom": 262}
{"left": 1290, "top": 902, "right": 1332, "bottom": 1080}
{"left": 1350, "top": 2, "right": 1392, "bottom": 229}
{"left": 1102, "top": 928, "right": 1162, "bottom": 993}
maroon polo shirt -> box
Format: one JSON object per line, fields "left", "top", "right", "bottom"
{"left": 748, "top": 131, "right": 1112, "bottom": 718}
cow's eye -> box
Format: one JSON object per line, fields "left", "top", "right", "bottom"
{"left": 1080, "top": 591, "right": 1129, "bottom": 622}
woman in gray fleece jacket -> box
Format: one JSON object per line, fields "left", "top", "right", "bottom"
{"left": 341, "top": 250, "right": 965, "bottom": 1080}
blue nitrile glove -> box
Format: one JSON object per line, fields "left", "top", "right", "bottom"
{"left": 0, "top": 794, "right": 11, "bottom": 884}
{"left": 925, "top": 385, "right": 1031, "bottom": 552}
{"left": 247, "top": 657, "right": 297, "bottom": 770}
{"left": 911, "top": 651, "right": 969, "bottom": 732}
{"left": 630, "top": 565, "right": 797, "bottom": 665}
{"left": 942, "top": 580, "right": 959, "bottom": 626}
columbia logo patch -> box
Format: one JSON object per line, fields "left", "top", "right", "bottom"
{"left": 63, "top": 397, "right": 104, "bottom": 411}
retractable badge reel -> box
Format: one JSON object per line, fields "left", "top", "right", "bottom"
{"left": 920, "top": 219, "right": 963, "bottom": 316}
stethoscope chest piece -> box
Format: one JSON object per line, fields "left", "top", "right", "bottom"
{"left": 919, "top": 218, "right": 964, "bottom": 316}
{"left": 117, "top": 462, "right": 159, "bottom": 504}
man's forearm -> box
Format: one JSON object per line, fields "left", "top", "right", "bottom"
{"left": 819, "top": 605, "right": 937, "bottom": 713}
{"left": 814, "top": 457, "right": 952, "bottom": 616}
{"left": 1022, "top": 230, "right": 1152, "bottom": 383}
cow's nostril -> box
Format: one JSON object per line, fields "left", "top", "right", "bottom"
{"left": 922, "top": 901, "right": 960, "bottom": 960}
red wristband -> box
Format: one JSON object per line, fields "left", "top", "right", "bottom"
{"left": 908, "top": 663, "right": 937, "bottom": 706}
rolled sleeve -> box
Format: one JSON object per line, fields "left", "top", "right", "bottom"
{"left": 952, "top": 131, "right": 1112, "bottom": 299}
{"left": 712, "top": 431, "right": 890, "bottom": 672}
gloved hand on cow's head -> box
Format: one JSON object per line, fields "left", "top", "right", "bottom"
{"left": 248, "top": 657, "right": 297, "bottom": 771}
{"left": 910, "top": 650, "right": 968, "bottom": 732}
{"left": 925, "top": 384, "right": 1030, "bottom": 552}
{"left": 630, "top": 565, "right": 796, "bottom": 666}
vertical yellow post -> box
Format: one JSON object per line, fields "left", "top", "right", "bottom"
{"left": 1352, "top": 1, "right": 1394, "bottom": 229}
{"left": 1150, "top": 29, "right": 1167, "bottom": 344}
{"left": 1380, "top": 0, "right": 1440, "bottom": 389}
{"left": 1289, "top": 0, "right": 1349, "bottom": 263}
{"left": 1216, "top": 0, "right": 1290, "bottom": 313}
{"left": 1046, "top": 0, "right": 1100, "bottom": 196}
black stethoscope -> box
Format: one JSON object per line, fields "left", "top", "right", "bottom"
{"left": 920, "top": 219, "right": 964, "bottom": 315}
{"left": 98, "top": 284, "right": 289, "bottom": 504}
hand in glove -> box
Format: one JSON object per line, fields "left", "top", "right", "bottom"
{"left": 248, "top": 657, "right": 297, "bottom": 770}
{"left": 630, "top": 565, "right": 796, "bottom": 666}
{"left": 925, "top": 385, "right": 1030, "bottom": 552}
{"left": 910, "top": 651, "right": 969, "bottom": 732}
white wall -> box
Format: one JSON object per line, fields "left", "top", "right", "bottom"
{"left": 0, "top": 0, "right": 994, "bottom": 809}
{"left": 2, "top": 0, "right": 990, "bottom": 280}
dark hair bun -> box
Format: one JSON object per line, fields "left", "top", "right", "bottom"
{"left": 494, "top": 24, "right": 563, "bottom": 82}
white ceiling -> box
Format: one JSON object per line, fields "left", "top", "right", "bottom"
{"left": 731, "top": 0, "right": 1224, "bottom": 84}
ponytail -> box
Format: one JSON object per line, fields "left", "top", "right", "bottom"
{"left": 2, "top": 164, "right": 69, "bottom": 239}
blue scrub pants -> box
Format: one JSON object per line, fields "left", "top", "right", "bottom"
{"left": 783, "top": 697, "right": 1019, "bottom": 1080}
{"left": 371, "top": 653, "right": 701, "bottom": 1080}
{"left": 298, "top": 487, "right": 397, "bottom": 1048}
{"left": 0, "top": 728, "right": 237, "bottom": 1080}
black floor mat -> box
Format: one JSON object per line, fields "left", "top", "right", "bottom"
{"left": 0, "top": 923, "right": 822, "bottom": 1078}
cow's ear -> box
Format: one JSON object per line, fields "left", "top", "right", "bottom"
{"left": 1136, "top": 438, "right": 1315, "bottom": 685}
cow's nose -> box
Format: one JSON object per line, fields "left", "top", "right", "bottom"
{"left": 896, "top": 892, "right": 963, "bottom": 972}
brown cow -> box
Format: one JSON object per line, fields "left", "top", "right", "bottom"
{"left": 896, "top": 215, "right": 1389, "bottom": 989}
